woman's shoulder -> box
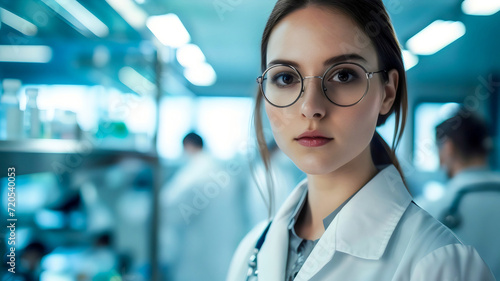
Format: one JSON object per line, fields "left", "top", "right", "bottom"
{"left": 226, "top": 220, "right": 269, "bottom": 281}
{"left": 410, "top": 244, "right": 495, "bottom": 280}
{"left": 402, "top": 202, "right": 460, "bottom": 246}
{"left": 396, "top": 202, "right": 495, "bottom": 280}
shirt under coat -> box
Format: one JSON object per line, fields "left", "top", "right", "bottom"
{"left": 226, "top": 165, "right": 495, "bottom": 281}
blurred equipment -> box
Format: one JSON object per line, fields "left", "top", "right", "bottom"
{"left": 441, "top": 183, "right": 500, "bottom": 229}
{"left": 24, "top": 88, "right": 41, "bottom": 138}
{"left": 1, "top": 79, "right": 23, "bottom": 140}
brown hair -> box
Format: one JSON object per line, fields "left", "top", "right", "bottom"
{"left": 253, "top": 0, "right": 408, "bottom": 217}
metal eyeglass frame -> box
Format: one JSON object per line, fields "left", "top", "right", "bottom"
{"left": 256, "top": 62, "right": 387, "bottom": 108}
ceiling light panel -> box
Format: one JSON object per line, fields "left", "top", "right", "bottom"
{"left": 0, "top": 45, "right": 53, "bottom": 63}
{"left": 147, "top": 14, "right": 190, "bottom": 48}
{"left": 462, "top": 0, "right": 500, "bottom": 16}
{"left": 0, "top": 8, "right": 38, "bottom": 36}
{"left": 42, "top": 0, "right": 109, "bottom": 38}
{"left": 406, "top": 20, "right": 466, "bottom": 55}
{"left": 105, "top": 0, "right": 148, "bottom": 30}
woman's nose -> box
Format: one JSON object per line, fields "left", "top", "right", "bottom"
{"left": 300, "top": 77, "right": 327, "bottom": 119}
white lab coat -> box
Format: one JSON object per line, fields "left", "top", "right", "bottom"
{"left": 160, "top": 152, "right": 247, "bottom": 281}
{"left": 227, "top": 165, "right": 495, "bottom": 281}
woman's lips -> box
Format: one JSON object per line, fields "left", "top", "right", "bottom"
{"left": 295, "top": 130, "right": 333, "bottom": 147}
{"left": 295, "top": 137, "right": 333, "bottom": 147}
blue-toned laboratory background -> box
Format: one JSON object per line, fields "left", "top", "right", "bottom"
{"left": 1, "top": 0, "right": 500, "bottom": 280}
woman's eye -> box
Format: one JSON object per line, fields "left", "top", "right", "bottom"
{"left": 331, "top": 69, "right": 358, "bottom": 83}
{"left": 272, "top": 73, "right": 298, "bottom": 86}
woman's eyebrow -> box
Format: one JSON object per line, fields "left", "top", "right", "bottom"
{"left": 267, "top": 59, "right": 300, "bottom": 68}
{"left": 267, "top": 53, "right": 367, "bottom": 68}
{"left": 323, "top": 53, "right": 367, "bottom": 66}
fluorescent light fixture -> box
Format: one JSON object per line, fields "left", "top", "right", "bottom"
{"left": 147, "top": 14, "right": 190, "bottom": 48}
{"left": 407, "top": 20, "right": 465, "bottom": 55}
{"left": 0, "top": 45, "right": 53, "bottom": 63}
{"left": 176, "top": 44, "right": 206, "bottom": 67}
{"left": 462, "top": 0, "right": 500, "bottom": 16}
{"left": 42, "top": 0, "right": 108, "bottom": 37}
{"left": 41, "top": 0, "right": 85, "bottom": 37}
{"left": 0, "top": 8, "right": 38, "bottom": 36}
{"left": 54, "top": 0, "right": 109, "bottom": 37}
{"left": 105, "top": 0, "right": 147, "bottom": 29}
{"left": 402, "top": 50, "right": 419, "bottom": 70}
{"left": 184, "top": 62, "right": 217, "bottom": 86}
{"left": 118, "top": 66, "right": 156, "bottom": 96}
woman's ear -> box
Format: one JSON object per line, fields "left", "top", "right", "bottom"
{"left": 379, "top": 69, "right": 398, "bottom": 115}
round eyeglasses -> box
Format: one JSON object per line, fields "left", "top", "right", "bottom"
{"left": 256, "top": 62, "right": 386, "bottom": 108}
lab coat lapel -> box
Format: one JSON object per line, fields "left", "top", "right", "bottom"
{"left": 257, "top": 179, "right": 308, "bottom": 281}
{"left": 294, "top": 214, "right": 339, "bottom": 281}
{"left": 334, "top": 165, "right": 412, "bottom": 259}
{"left": 257, "top": 216, "right": 289, "bottom": 281}
{"left": 294, "top": 165, "right": 412, "bottom": 280}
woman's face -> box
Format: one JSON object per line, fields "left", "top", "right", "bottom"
{"left": 264, "top": 6, "right": 398, "bottom": 175}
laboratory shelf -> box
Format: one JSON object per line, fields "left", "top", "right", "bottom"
{"left": 0, "top": 138, "right": 162, "bottom": 281}
{"left": 0, "top": 139, "right": 158, "bottom": 177}
{"left": 0, "top": 139, "right": 85, "bottom": 153}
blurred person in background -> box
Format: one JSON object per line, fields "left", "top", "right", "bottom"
{"left": 420, "top": 110, "right": 500, "bottom": 279}
{"left": 159, "top": 132, "right": 246, "bottom": 281}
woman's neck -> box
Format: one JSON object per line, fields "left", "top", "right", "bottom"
{"left": 295, "top": 146, "right": 378, "bottom": 240}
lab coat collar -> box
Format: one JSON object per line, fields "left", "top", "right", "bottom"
{"left": 258, "top": 165, "right": 413, "bottom": 281}
{"left": 258, "top": 177, "right": 309, "bottom": 281}
{"left": 333, "top": 164, "right": 412, "bottom": 259}
{"left": 296, "top": 165, "right": 412, "bottom": 280}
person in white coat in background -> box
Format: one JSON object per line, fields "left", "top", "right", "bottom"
{"left": 160, "top": 132, "right": 246, "bottom": 281}
{"left": 227, "top": 0, "right": 495, "bottom": 280}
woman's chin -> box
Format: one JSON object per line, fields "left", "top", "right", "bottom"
{"left": 293, "top": 158, "right": 343, "bottom": 176}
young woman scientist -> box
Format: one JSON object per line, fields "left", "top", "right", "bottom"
{"left": 227, "top": 0, "right": 495, "bottom": 280}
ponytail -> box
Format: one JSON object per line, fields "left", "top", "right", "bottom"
{"left": 370, "top": 131, "right": 408, "bottom": 190}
